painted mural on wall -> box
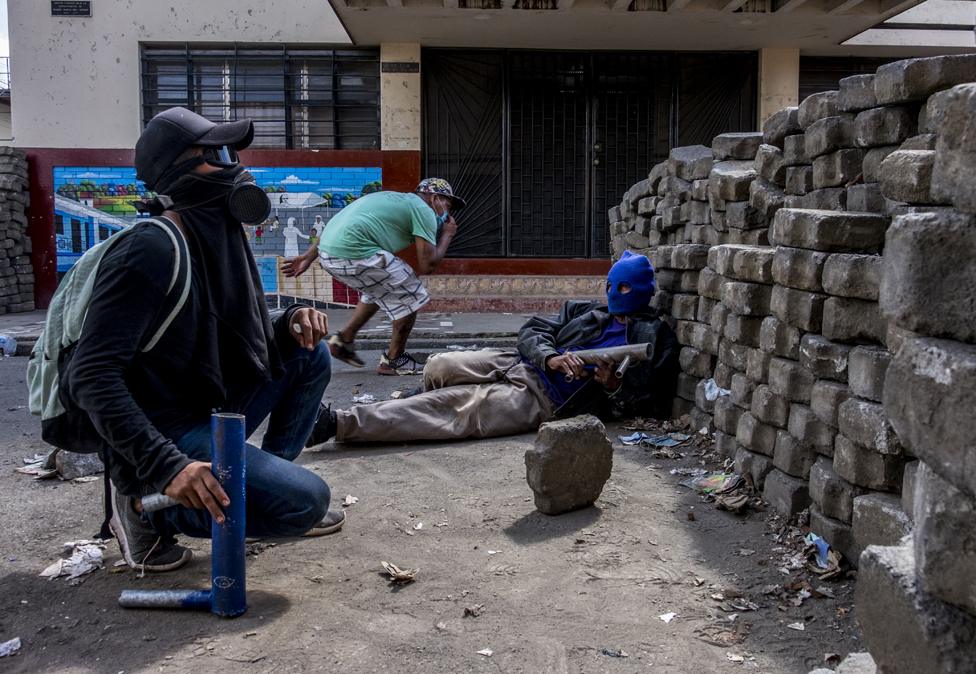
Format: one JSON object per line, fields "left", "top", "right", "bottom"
{"left": 53, "top": 166, "right": 382, "bottom": 307}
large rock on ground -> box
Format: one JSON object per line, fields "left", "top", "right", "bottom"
{"left": 55, "top": 450, "right": 104, "bottom": 480}
{"left": 857, "top": 539, "right": 976, "bottom": 674}
{"left": 525, "top": 415, "right": 612, "bottom": 515}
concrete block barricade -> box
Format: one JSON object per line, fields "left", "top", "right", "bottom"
{"left": 853, "top": 106, "right": 917, "bottom": 148}
{"left": 838, "top": 74, "right": 878, "bottom": 113}
{"left": 805, "top": 115, "right": 855, "bottom": 159}
{"left": 880, "top": 210, "right": 976, "bottom": 344}
{"left": 604, "top": 55, "right": 976, "bottom": 667}
{"left": 851, "top": 492, "right": 912, "bottom": 560}
{"left": 761, "top": 107, "right": 801, "bottom": 147}
{"left": 771, "top": 209, "right": 887, "bottom": 253}
{"left": 913, "top": 463, "right": 976, "bottom": 616}
{"left": 0, "top": 148, "right": 35, "bottom": 315}
{"left": 810, "top": 455, "right": 865, "bottom": 523}
{"left": 856, "top": 540, "right": 976, "bottom": 674}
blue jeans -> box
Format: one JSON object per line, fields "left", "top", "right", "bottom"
{"left": 150, "top": 342, "right": 332, "bottom": 538}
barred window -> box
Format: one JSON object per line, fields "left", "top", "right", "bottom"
{"left": 141, "top": 45, "right": 380, "bottom": 150}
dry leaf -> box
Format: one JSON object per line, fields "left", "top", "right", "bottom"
{"left": 381, "top": 561, "right": 417, "bottom": 584}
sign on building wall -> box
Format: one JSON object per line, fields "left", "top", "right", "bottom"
{"left": 52, "top": 165, "right": 383, "bottom": 307}
{"left": 51, "top": 1, "right": 92, "bottom": 17}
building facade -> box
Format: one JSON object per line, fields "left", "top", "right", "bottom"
{"left": 8, "top": 0, "right": 973, "bottom": 310}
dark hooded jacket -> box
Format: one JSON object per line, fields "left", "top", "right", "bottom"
{"left": 63, "top": 212, "right": 304, "bottom": 497}
{"left": 517, "top": 300, "right": 679, "bottom": 420}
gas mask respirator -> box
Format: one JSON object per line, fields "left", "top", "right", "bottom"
{"left": 153, "top": 147, "right": 272, "bottom": 225}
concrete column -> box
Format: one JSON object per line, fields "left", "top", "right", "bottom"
{"left": 758, "top": 48, "right": 800, "bottom": 128}
{"left": 380, "top": 43, "right": 421, "bottom": 151}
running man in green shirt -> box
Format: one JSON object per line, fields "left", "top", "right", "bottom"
{"left": 283, "top": 178, "right": 464, "bottom": 376}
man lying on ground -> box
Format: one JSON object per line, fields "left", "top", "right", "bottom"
{"left": 304, "top": 251, "right": 679, "bottom": 446}
{"left": 65, "top": 108, "right": 344, "bottom": 573}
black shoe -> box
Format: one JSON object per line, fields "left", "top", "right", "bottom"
{"left": 109, "top": 482, "right": 191, "bottom": 573}
{"left": 302, "top": 509, "right": 347, "bottom": 537}
{"left": 305, "top": 403, "right": 337, "bottom": 447}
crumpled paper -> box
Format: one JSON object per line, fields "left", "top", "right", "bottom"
{"left": 39, "top": 540, "right": 106, "bottom": 583}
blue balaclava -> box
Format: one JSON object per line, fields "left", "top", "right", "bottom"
{"left": 607, "top": 251, "right": 656, "bottom": 315}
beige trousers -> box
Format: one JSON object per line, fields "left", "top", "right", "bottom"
{"left": 335, "top": 349, "right": 554, "bottom": 443}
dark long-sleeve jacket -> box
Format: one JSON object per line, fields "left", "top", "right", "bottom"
{"left": 61, "top": 224, "right": 301, "bottom": 496}
{"left": 517, "top": 300, "right": 679, "bottom": 420}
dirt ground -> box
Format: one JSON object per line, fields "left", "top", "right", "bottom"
{"left": 0, "top": 351, "right": 864, "bottom": 673}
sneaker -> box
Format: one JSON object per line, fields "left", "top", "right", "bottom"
{"left": 377, "top": 352, "right": 423, "bottom": 376}
{"left": 305, "top": 403, "right": 337, "bottom": 447}
{"left": 303, "top": 508, "right": 347, "bottom": 537}
{"left": 328, "top": 335, "right": 365, "bottom": 368}
{"left": 109, "top": 483, "right": 192, "bottom": 573}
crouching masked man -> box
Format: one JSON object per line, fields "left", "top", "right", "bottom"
{"left": 302, "top": 250, "right": 679, "bottom": 446}
{"left": 64, "top": 108, "right": 344, "bottom": 572}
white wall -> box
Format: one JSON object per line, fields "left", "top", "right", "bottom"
{"left": 8, "top": 0, "right": 351, "bottom": 148}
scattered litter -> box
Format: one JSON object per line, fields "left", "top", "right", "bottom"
{"left": 737, "top": 548, "right": 755, "bottom": 557}
{"left": 0, "top": 637, "right": 21, "bottom": 658}
{"left": 0, "top": 334, "right": 17, "bottom": 357}
{"left": 814, "top": 586, "right": 836, "bottom": 599}
{"left": 786, "top": 622, "right": 805, "bottom": 631}
{"left": 439, "top": 321, "right": 454, "bottom": 327}
{"left": 447, "top": 344, "right": 480, "bottom": 351}
{"left": 703, "top": 378, "right": 731, "bottom": 401}
{"left": 679, "top": 471, "right": 742, "bottom": 494}
{"left": 72, "top": 475, "right": 100, "bottom": 484}
{"left": 477, "top": 648, "right": 493, "bottom": 657}
{"left": 380, "top": 561, "right": 417, "bottom": 585}
{"left": 342, "top": 495, "right": 359, "bottom": 507}
{"left": 39, "top": 540, "right": 106, "bottom": 583}
{"left": 805, "top": 533, "right": 844, "bottom": 580}
{"left": 351, "top": 393, "right": 377, "bottom": 404}
{"left": 413, "top": 522, "right": 423, "bottom": 531}
{"left": 601, "top": 648, "right": 629, "bottom": 658}
{"left": 435, "top": 522, "right": 449, "bottom": 527}
{"left": 727, "top": 653, "right": 745, "bottom": 663}
{"left": 792, "top": 588, "right": 812, "bottom": 607}
{"left": 715, "top": 492, "right": 751, "bottom": 513}
{"left": 805, "top": 533, "right": 831, "bottom": 568}
{"left": 436, "top": 621, "right": 447, "bottom": 631}
{"left": 618, "top": 432, "right": 691, "bottom": 449}
{"left": 658, "top": 612, "right": 677, "bottom": 623}
{"left": 463, "top": 604, "right": 485, "bottom": 618}
{"left": 390, "top": 390, "right": 404, "bottom": 399}
{"left": 16, "top": 452, "right": 57, "bottom": 479}
{"left": 487, "top": 550, "right": 499, "bottom": 555}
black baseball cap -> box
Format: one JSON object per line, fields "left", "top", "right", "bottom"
{"left": 135, "top": 107, "right": 254, "bottom": 190}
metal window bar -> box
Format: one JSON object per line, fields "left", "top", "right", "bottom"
{"left": 141, "top": 45, "right": 380, "bottom": 149}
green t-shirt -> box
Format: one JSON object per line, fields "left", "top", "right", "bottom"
{"left": 318, "top": 191, "right": 437, "bottom": 260}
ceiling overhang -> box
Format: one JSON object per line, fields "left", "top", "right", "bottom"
{"left": 330, "top": 0, "right": 926, "bottom": 52}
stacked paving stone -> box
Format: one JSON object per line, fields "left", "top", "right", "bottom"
{"left": 854, "top": 72, "right": 976, "bottom": 673}
{"left": 608, "top": 56, "right": 976, "bottom": 602}
{"left": 656, "top": 243, "right": 716, "bottom": 428}
{"left": 0, "top": 148, "right": 33, "bottom": 314}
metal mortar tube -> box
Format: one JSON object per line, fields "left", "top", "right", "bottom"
{"left": 210, "top": 412, "right": 247, "bottom": 618}
{"left": 119, "top": 412, "right": 247, "bottom": 617}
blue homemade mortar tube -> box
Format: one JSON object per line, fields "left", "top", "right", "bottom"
{"left": 118, "top": 413, "right": 247, "bottom": 618}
